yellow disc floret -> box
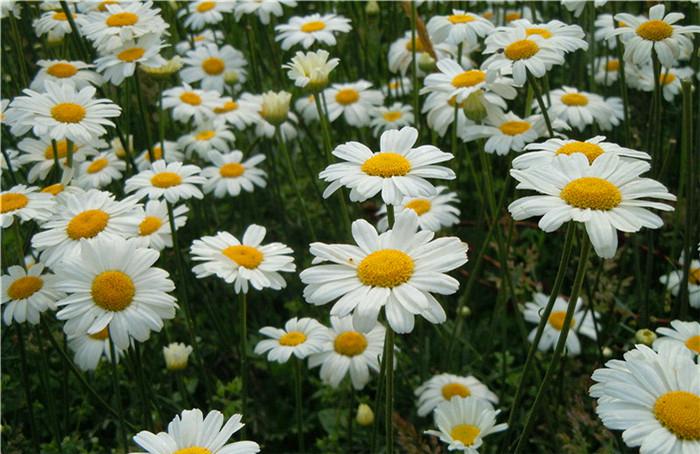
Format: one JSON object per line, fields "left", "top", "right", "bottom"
{"left": 560, "top": 177, "right": 622, "bottom": 211}
{"left": 451, "top": 70, "right": 486, "bottom": 88}
{"left": 138, "top": 216, "right": 162, "bottom": 236}
{"left": 556, "top": 142, "right": 605, "bottom": 163}
{"left": 361, "top": 153, "right": 411, "bottom": 177}
{"left": 636, "top": 20, "right": 673, "bottom": 41}
{"left": 7, "top": 276, "right": 44, "bottom": 300}
{"left": 335, "top": 88, "right": 360, "bottom": 105}
{"left": 301, "top": 21, "right": 326, "bottom": 33}
{"left": 51, "top": 103, "right": 86, "bottom": 123}
{"left": 450, "top": 424, "right": 481, "bottom": 446}
{"left": 222, "top": 245, "right": 263, "bottom": 269}
{"left": 91, "top": 270, "right": 135, "bottom": 312}
{"left": 441, "top": 382, "right": 471, "bottom": 400}
{"left": 150, "top": 172, "right": 182, "bottom": 188}
{"left": 404, "top": 198, "right": 431, "bottom": 216}
{"left": 334, "top": 331, "right": 368, "bottom": 356}
{"left": 1, "top": 193, "right": 29, "bottom": 214}
{"left": 67, "top": 209, "right": 110, "bottom": 240}
{"left": 279, "top": 331, "right": 307, "bottom": 346}
{"left": 499, "top": 121, "right": 531, "bottom": 136}
{"left": 219, "top": 163, "right": 245, "bottom": 178}
{"left": 653, "top": 391, "right": 700, "bottom": 440}
{"left": 47, "top": 62, "right": 78, "bottom": 78}
{"left": 357, "top": 249, "right": 414, "bottom": 288}
{"left": 106, "top": 12, "right": 138, "bottom": 27}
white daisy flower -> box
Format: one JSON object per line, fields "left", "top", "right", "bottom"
{"left": 179, "top": 0, "right": 234, "bottom": 31}
{"left": 135, "top": 141, "right": 184, "bottom": 171}
{"left": 178, "top": 121, "right": 236, "bottom": 159}
{"left": 94, "top": 34, "right": 166, "bottom": 86}
{"left": 308, "top": 315, "right": 386, "bottom": 390}
{"left": 523, "top": 292, "right": 598, "bottom": 356}
{"left": 369, "top": 102, "right": 414, "bottom": 137}
{"left": 561, "top": 0, "right": 607, "bottom": 19}
{"left": 55, "top": 236, "right": 177, "bottom": 349}
{"left": 593, "top": 57, "right": 621, "bottom": 86}
{"left": 163, "top": 342, "right": 193, "bottom": 371}
{"left": 611, "top": 4, "right": 700, "bottom": 68}
{"left": 589, "top": 344, "right": 700, "bottom": 453}
{"left": 2, "top": 263, "right": 63, "bottom": 325}
{"left": 300, "top": 211, "right": 468, "bottom": 333}
{"left": 508, "top": 153, "right": 676, "bottom": 259}
{"left": 67, "top": 325, "right": 124, "bottom": 371}
{"left": 201, "top": 150, "right": 267, "bottom": 198}
{"left": 283, "top": 49, "right": 339, "bottom": 91}
{"left": 1, "top": 0, "right": 22, "bottom": 19}
{"left": 254, "top": 317, "right": 326, "bottom": 363}
{"left": 133, "top": 408, "right": 260, "bottom": 454}
{"left": 421, "top": 91, "right": 478, "bottom": 138}
{"left": 212, "top": 95, "right": 259, "bottom": 130}
{"left": 538, "top": 86, "right": 623, "bottom": 132}
{"left": 421, "top": 59, "right": 517, "bottom": 104}
{"left": 259, "top": 90, "right": 292, "bottom": 126}
{"left": 594, "top": 14, "right": 635, "bottom": 49}
{"left": 382, "top": 77, "right": 412, "bottom": 98}
{"left": 38, "top": 168, "right": 82, "bottom": 199}
{"left": 31, "top": 59, "right": 103, "bottom": 91}
{"left": 6, "top": 81, "right": 120, "bottom": 143}
{"left": 15, "top": 137, "right": 102, "bottom": 183}
{"left": 501, "top": 6, "right": 540, "bottom": 25}
{"left": 425, "top": 396, "right": 508, "bottom": 453}
{"left": 162, "top": 83, "right": 222, "bottom": 125}
{"left": 597, "top": 96, "right": 625, "bottom": 132}
{"left": 509, "top": 19, "right": 588, "bottom": 53}
{"left": 190, "top": 225, "right": 296, "bottom": 294}
{"left": 660, "top": 258, "right": 700, "bottom": 309}
{"left": 31, "top": 189, "right": 141, "bottom": 267}
{"left": 654, "top": 320, "right": 700, "bottom": 359}
{"left": 132, "top": 199, "right": 188, "bottom": 252}
{"left": 634, "top": 65, "right": 695, "bottom": 102}
{"left": 320, "top": 126, "right": 455, "bottom": 205}
{"left": 181, "top": 42, "right": 248, "bottom": 94}
{"left": 415, "top": 373, "right": 499, "bottom": 417}
{"left": 125, "top": 160, "right": 205, "bottom": 203}
{"left": 275, "top": 13, "right": 352, "bottom": 50}
{"left": 76, "top": 151, "right": 125, "bottom": 189}
{"left": 1, "top": 184, "right": 56, "bottom": 228}
{"left": 324, "top": 80, "right": 384, "bottom": 127}
{"left": 377, "top": 186, "right": 460, "bottom": 233}
{"left": 33, "top": 10, "right": 75, "bottom": 41}
{"left": 294, "top": 94, "right": 320, "bottom": 123}
{"left": 0, "top": 98, "right": 9, "bottom": 125}
{"left": 462, "top": 111, "right": 551, "bottom": 155}
{"left": 175, "top": 30, "right": 224, "bottom": 55}
{"left": 234, "top": 0, "right": 296, "bottom": 25}
{"left": 388, "top": 31, "right": 466, "bottom": 77}
{"left": 427, "top": 10, "right": 494, "bottom": 46}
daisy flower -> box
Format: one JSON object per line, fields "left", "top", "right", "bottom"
{"left": 377, "top": 186, "right": 460, "bottom": 233}
{"left": 163, "top": 342, "right": 193, "bottom": 371}
{"left": 283, "top": 49, "right": 339, "bottom": 91}
{"left": 33, "top": 10, "right": 75, "bottom": 42}
{"left": 1, "top": 0, "right": 22, "bottom": 19}
{"left": 300, "top": 211, "right": 468, "bottom": 333}
{"left": 234, "top": 0, "right": 296, "bottom": 25}
{"left": 508, "top": 153, "right": 676, "bottom": 259}
{"left": 324, "top": 80, "right": 384, "bottom": 127}
{"left": 421, "top": 59, "right": 517, "bottom": 104}
{"left": 55, "top": 236, "right": 177, "bottom": 349}
{"left": 162, "top": 83, "right": 222, "bottom": 125}
{"left": 415, "top": 373, "right": 499, "bottom": 417}
{"left": 513, "top": 136, "right": 650, "bottom": 170}
{"left": 6, "top": 81, "right": 121, "bottom": 143}
{"left": 462, "top": 111, "right": 551, "bottom": 155}
{"left": 320, "top": 126, "right": 455, "bottom": 205}
{"left": 482, "top": 27, "right": 566, "bottom": 86}
{"left": 76, "top": 151, "right": 125, "bottom": 189}
{"left": 31, "top": 189, "right": 141, "bottom": 267}
{"left": 212, "top": 95, "right": 258, "bottom": 130}
{"left": 2, "top": 263, "right": 63, "bottom": 325}
{"left": 635, "top": 65, "right": 695, "bottom": 102}
{"left": 294, "top": 94, "right": 320, "bottom": 123}
{"left": 308, "top": 315, "right": 386, "bottom": 390}
{"left": 502, "top": 6, "right": 540, "bottom": 25}
{"left": 94, "top": 34, "right": 166, "bottom": 86}
{"left": 254, "top": 317, "right": 326, "bottom": 363}
{"left": 589, "top": 344, "right": 700, "bottom": 453}
{"left": 1, "top": 184, "right": 56, "bottom": 228}
{"left": 426, "top": 10, "right": 494, "bottom": 46}
{"left": 369, "top": 102, "right": 414, "bottom": 137}
{"left": 509, "top": 19, "right": 588, "bottom": 53}
{"left": 388, "top": 31, "right": 464, "bottom": 77}
{"left": 15, "top": 137, "right": 101, "bottom": 183}
{"left": 425, "top": 396, "right": 508, "bottom": 453}
{"left": 275, "top": 13, "right": 352, "bottom": 50}
{"left": 561, "top": 0, "right": 607, "bottom": 19}
{"left": 125, "top": 160, "right": 205, "bottom": 203}
{"left": 178, "top": 121, "right": 236, "bottom": 159}
{"left": 538, "top": 86, "right": 622, "bottom": 132}
{"left": 422, "top": 91, "right": 477, "bottom": 138}
{"left": 179, "top": 0, "right": 234, "bottom": 31}
{"left": 190, "top": 225, "right": 296, "bottom": 294}
{"left": 654, "top": 320, "right": 700, "bottom": 359}
{"left": 181, "top": 43, "right": 248, "bottom": 93}
{"left": 201, "top": 150, "right": 267, "bottom": 198}
{"left": 67, "top": 325, "right": 124, "bottom": 371}
{"left": 133, "top": 409, "right": 260, "bottom": 454}
{"left": 611, "top": 4, "right": 700, "bottom": 68}
{"left": 523, "top": 292, "right": 598, "bottom": 356}
{"left": 593, "top": 57, "right": 622, "bottom": 86}
{"left": 659, "top": 258, "right": 700, "bottom": 309}
{"left": 135, "top": 141, "right": 183, "bottom": 171}
{"left": 31, "top": 59, "right": 103, "bottom": 91}
{"left": 382, "top": 77, "right": 412, "bottom": 98}
{"left": 132, "top": 199, "right": 188, "bottom": 251}
{"left": 594, "top": 14, "right": 635, "bottom": 49}
{"left": 175, "top": 30, "right": 224, "bottom": 55}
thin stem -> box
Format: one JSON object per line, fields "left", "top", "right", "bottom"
{"left": 294, "top": 358, "right": 304, "bottom": 452}
{"left": 527, "top": 73, "right": 554, "bottom": 138}
{"left": 108, "top": 330, "right": 129, "bottom": 453}
{"left": 370, "top": 337, "right": 387, "bottom": 453}
{"left": 34, "top": 324, "right": 64, "bottom": 450}
{"left": 384, "top": 327, "right": 395, "bottom": 454}
{"left": 132, "top": 342, "right": 152, "bottom": 428}
{"left": 239, "top": 291, "right": 249, "bottom": 435}
{"left": 133, "top": 69, "right": 155, "bottom": 162}
{"left": 347, "top": 384, "right": 355, "bottom": 452}
{"left": 16, "top": 323, "right": 40, "bottom": 453}
{"left": 277, "top": 127, "right": 316, "bottom": 238}
{"left": 66, "top": 138, "right": 74, "bottom": 168}
{"left": 410, "top": 1, "right": 419, "bottom": 128}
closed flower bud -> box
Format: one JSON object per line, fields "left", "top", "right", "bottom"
{"left": 635, "top": 328, "right": 656, "bottom": 346}
{"left": 365, "top": 0, "right": 379, "bottom": 16}
{"left": 459, "top": 306, "right": 472, "bottom": 317}
{"left": 163, "top": 342, "right": 193, "bottom": 371}
{"left": 141, "top": 56, "right": 183, "bottom": 79}
{"left": 356, "top": 403, "right": 374, "bottom": 426}
{"left": 462, "top": 90, "right": 488, "bottom": 123}
{"left": 260, "top": 90, "right": 292, "bottom": 126}
{"left": 417, "top": 52, "right": 436, "bottom": 73}
{"left": 602, "top": 346, "right": 613, "bottom": 358}
{"left": 224, "top": 70, "right": 239, "bottom": 85}
{"left": 283, "top": 50, "right": 339, "bottom": 93}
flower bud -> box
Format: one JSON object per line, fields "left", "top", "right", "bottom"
{"left": 365, "top": 0, "right": 379, "bottom": 15}
{"left": 141, "top": 57, "right": 183, "bottom": 79}
{"left": 417, "top": 52, "right": 436, "bottom": 73}
{"left": 635, "top": 328, "right": 656, "bottom": 346}
{"left": 356, "top": 403, "right": 374, "bottom": 426}
{"left": 602, "top": 346, "right": 613, "bottom": 358}
{"left": 462, "top": 90, "right": 488, "bottom": 123}
{"left": 224, "top": 70, "right": 239, "bottom": 85}
{"left": 163, "top": 342, "right": 193, "bottom": 371}
{"left": 260, "top": 90, "right": 292, "bottom": 126}
{"left": 459, "top": 306, "right": 472, "bottom": 317}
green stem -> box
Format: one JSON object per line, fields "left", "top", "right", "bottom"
{"left": 16, "top": 323, "right": 40, "bottom": 453}
{"left": 239, "top": 291, "right": 249, "bottom": 435}
{"left": 108, "top": 330, "right": 129, "bottom": 453}
{"left": 133, "top": 69, "right": 155, "bottom": 162}
{"left": 347, "top": 384, "right": 355, "bottom": 452}
{"left": 384, "top": 327, "right": 395, "bottom": 454}
{"left": 410, "top": 1, "right": 419, "bottom": 128}
{"left": 527, "top": 73, "right": 554, "bottom": 138}
{"left": 132, "top": 342, "right": 152, "bottom": 428}
{"left": 277, "top": 127, "right": 316, "bottom": 238}
{"left": 66, "top": 138, "right": 74, "bottom": 168}
{"left": 294, "top": 358, "right": 304, "bottom": 452}
{"left": 34, "top": 324, "right": 64, "bottom": 450}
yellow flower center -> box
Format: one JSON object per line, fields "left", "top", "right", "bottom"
{"left": 51, "top": 103, "right": 86, "bottom": 123}
{"left": 441, "top": 382, "right": 471, "bottom": 400}
{"left": 144, "top": 146, "right": 163, "bottom": 161}
{"left": 555, "top": 142, "right": 604, "bottom": 164}
{"left": 52, "top": 12, "right": 68, "bottom": 21}
{"left": 180, "top": 91, "right": 202, "bottom": 106}
{"left": 138, "top": 216, "right": 162, "bottom": 236}
{"left": 606, "top": 59, "right": 620, "bottom": 71}
{"left": 505, "top": 11, "right": 521, "bottom": 22}
{"left": 685, "top": 335, "right": 700, "bottom": 354}
{"left": 88, "top": 326, "right": 110, "bottom": 340}
{"left": 405, "top": 37, "right": 426, "bottom": 52}
{"left": 196, "top": 1, "right": 216, "bottom": 13}
{"left": 195, "top": 130, "right": 215, "bottom": 141}
{"left": 357, "top": 249, "right": 414, "bottom": 288}
{"left": 361, "top": 153, "right": 411, "bottom": 177}
{"left": 560, "top": 177, "right": 622, "bottom": 211}
{"left": 504, "top": 39, "right": 539, "bottom": 60}
{"left": 636, "top": 20, "right": 673, "bottom": 41}
{"left": 653, "top": 391, "right": 700, "bottom": 440}
{"left": 175, "top": 447, "right": 212, "bottom": 454}
{"left": 548, "top": 311, "right": 575, "bottom": 331}
{"left": 1, "top": 193, "right": 29, "bottom": 214}
{"left": 219, "top": 162, "right": 245, "bottom": 178}
{"left": 382, "top": 111, "right": 403, "bottom": 122}
{"left": 499, "top": 121, "right": 530, "bottom": 136}
{"left": 201, "top": 57, "right": 225, "bottom": 75}
{"left": 526, "top": 28, "right": 552, "bottom": 39}
{"left": 117, "top": 47, "right": 145, "bottom": 62}
{"left": 47, "top": 62, "right": 78, "bottom": 78}
{"left": 660, "top": 73, "right": 676, "bottom": 85}
{"left": 450, "top": 424, "right": 481, "bottom": 446}
{"left": 7, "top": 276, "right": 44, "bottom": 300}
{"left": 451, "top": 70, "right": 486, "bottom": 88}
{"left": 447, "top": 95, "right": 466, "bottom": 108}
{"left": 98, "top": 1, "right": 118, "bottom": 12}
{"left": 214, "top": 101, "right": 238, "bottom": 113}
{"left": 301, "top": 20, "right": 326, "bottom": 33}
{"left": 334, "top": 331, "right": 368, "bottom": 356}
{"left": 87, "top": 158, "right": 109, "bottom": 174}
{"left": 447, "top": 14, "right": 474, "bottom": 24}
{"left": 279, "top": 331, "right": 307, "bottom": 346}
{"left": 222, "top": 245, "right": 263, "bottom": 269}
{"left": 43, "top": 140, "right": 74, "bottom": 159}
{"left": 689, "top": 268, "right": 700, "bottom": 285}
{"left": 106, "top": 12, "right": 138, "bottom": 27}
{"left": 150, "top": 172, "right": 182, "bottom": 188}
{"left": 42, "top": 183, "right": 64, "bottom": 196}
{"left": 335, "top": 88, "right": 360, "bottom": 106}
{"left": 66, "top": 209, "right": 110, "bottom": 239}
{"left": 561, "top": 93, "right": 589, "bottom": 106}
{"left": 404, "top": 198, "right": 431, "bottom": 216}
{"left": 91, "top": 270, "right": 135, "bottom": 311}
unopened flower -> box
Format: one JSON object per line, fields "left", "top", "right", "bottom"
{"left": 163, "top": 342, "right": 193, "bottom": 371}
{"left": 260, "top": 90, "right": 292, "bottom": 126}
{"left": 283, "top": 49, "right": 339, "bottom": 92}
{"left": 356, "top": 403, "right": 374, "bottom": 426}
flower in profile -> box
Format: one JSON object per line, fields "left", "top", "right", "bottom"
{"left": 125, "top": 160, "right": 205, "bottom": 203}
{"left": 283, "top": 49, "right": 339, "bottom": 92}
{"left": 162, "top": 83, "right": 222, "bottom": 125}
{"left": 133, "top": 409, "right": 260, "bottom": 454}
{"left": 234, "top": 0, "right": 297, "bottom": 25}
{"left": 421, "top": 59, "right": 517, "bottom": 105}
{"left": 254, "top": 317, "right": 326, "bottom": 363}
{"left": 181, "top": 42, "right": 248, "bottom": 93}
{"left": 259, "top": 90, "right": 292, "bottom": 126}
{"left": 275, "top": 13, "right": 352, "bottom": 50}
{"left": 308, "top": 315, "right": 386, "bottom": 390}
{"left": 659, "top": 257, "right": 700, "bottom": 309}
{"left": 324, "top": 80, "right": 384, "bottom": 127}
{"left": 190, "top": 224, "right": 295, "bottom": 294}
{"left": 508, "top": 153, "right": 676, "bottom": 258}
{"left": 369, "top": 102, "right": 414, "bottom": 137}
{"left": 201, "top": 150, "right": 267, "bottom": 198}
{"left": 320, "top": 126, "right": 455, "bottom": 205}
{"left": 179, "top": 0, "right": 234, "bottom": 31}
{"left": 94, "top": 34, "right": 166, "bottom": 86}
{"left": 654, "top": 320, "right": 700, "bottom": 359}
{"left": 76, "top": 151, "right": 125, "bottom": 189}
{"left": 634, "top": 65, "right": 695, "bottom": 102}
{"left": 382, "top": 77, "right": 412, "bottom": 97}
{"left": 427, "top": 10, "right": 494, "bottom": 46}
{"left": 509, "top": 19, "right": 588, "bottom": 53}
{"left": 377, "top": 186, "right": 460, "bottom": 233}
{"left": 178, "top": 121, "right": 236, "bottom": 159}
{"left": 132, "top": 199, "right": 188, "bottom": 251}
{"left": 425, "top": 396, "right": 508, "bottom": 452}
{"left": 15, "top": 136, "right": 103, "bottom": 183}
{"left": 135, "top": 141, "right": 184, "bottom": 171}
{"left": 67, "top": 325, "right": 123, "bottom": 371}
{"left": 415, "top": 373, "right": 499, "bottom": 417}
{"left": 539, "top": 86, "right": 622, "bottom": 132}
{"left": 593, "top": 57, "right": 622, "bottom": 86}
{"left": 211, "top": 95, "right": 259, "bottom": 130}
{"left": 462, "top": 110, "right": 552, "bottom": 155}
{"left": 1, "top": 184, "right": 56, "bottom": 228}
{"left": 31, "top": 59, "right": 103, "bottom": 91}
{"left": 388, "top": 31, "right": 464, "bottom": 77}
{"left": 140, "top": 55, "right": 184, "bottom": 79}
{"left": 561, "top": 0, "right": 607, "bottom": 19}
{"left": 163, "top": 342, "right": 193, "bottom": 371}
{"left": 33, "top": 10, "right": 75, "bottom": 42}
{"left": 2, "top": 263, "right": 63, "bottom": 325}
{"left": 300, "top": 211, "right": 468, "bottom": 333}
{"left": 55, "top": 236, "right": 177, "bottom": 349}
